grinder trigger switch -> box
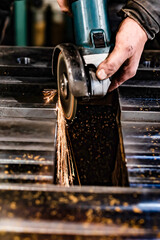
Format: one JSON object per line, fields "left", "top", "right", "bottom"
{"left": 91, "top": 31, "right": 106, "bottom": 48}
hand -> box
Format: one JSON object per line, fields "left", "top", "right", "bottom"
{"left": 57, "top": 0, "right": 71, "bottom": 14}
{"left": 96, "top": 17, "right": 148, "bottom": 92}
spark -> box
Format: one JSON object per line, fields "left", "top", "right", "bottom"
{"left": 43, "top": 89, "right": 75, "bottom": 186}
{"left": 43, "top": 89, "right": 57, "bottom": 104}
{"left": 57, "top": 97, "right": 75, "bottom": 186}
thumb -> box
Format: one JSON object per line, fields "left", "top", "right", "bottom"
{"left": 96, "top": 45, "right": 131, "bottom": 80}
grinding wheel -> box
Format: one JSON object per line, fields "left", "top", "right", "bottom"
{"left": 57, "top": 52, "right": 77, "bottom": 121}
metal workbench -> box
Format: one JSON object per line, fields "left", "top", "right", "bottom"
{"left": 0, "top": 46, "right": 159, "bottom": 240}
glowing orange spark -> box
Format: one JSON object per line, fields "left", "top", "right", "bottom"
{"left": 43, "top": 89, "right": 57, "bottom": 104}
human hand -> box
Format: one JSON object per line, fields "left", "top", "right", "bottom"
{"left": 57, "top": 0, "right": 71, "bottom": 14}
{"left": 96, "top": 17, "right": 148, "bottom": 92}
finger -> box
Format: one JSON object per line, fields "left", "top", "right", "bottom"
{"left": 108, "top": 56, "right": 140, "bottom": 92}
{"left": 60, "top": 6, "right": 71, "bottom": 13}
{"left": 96, "top": 44, "right": 134, "bottom": 80}
{"left": 57, "top": 0, "right": 71, "bottom": 13}
{"left": 108, "top": 73, "right": 129, "bottom": 92}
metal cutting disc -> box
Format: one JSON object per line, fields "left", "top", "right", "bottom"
{"left": 57, "top": 52, "right": 77, "bottom": 121}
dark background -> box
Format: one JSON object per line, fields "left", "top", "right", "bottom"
{"left": 1, "top": 0, "right": 160, "bottom": 49}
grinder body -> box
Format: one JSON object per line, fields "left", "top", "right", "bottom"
{"left": 53, "top": 0, "right": 112, "bottom": 120}
{"left": 72, "top": 0, "right": 111, "bottom": 54}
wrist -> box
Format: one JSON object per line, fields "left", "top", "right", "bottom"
{"left": 121, "top": 17, "right": 148, "bottom": 44}
{"left": 126, "top": 17, "right": 148, "bottom": 42}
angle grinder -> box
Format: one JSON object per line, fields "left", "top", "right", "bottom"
{"left": 52, "top": 0, "right": 112, "bottom": 120}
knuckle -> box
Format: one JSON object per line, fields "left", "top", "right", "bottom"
{"left": 62, "top": 7, "right": 68, "bottom": 12}
{"left": 128, "top": 69, "right": 137, "bottom": 78}
{"left": 60, "top": 5, "right": 69, "bottom": 12}
{"left": 125, "top": 45, "right": 134, "bottom": 57}
{"left": 113, "top": 80, "right": 120, "bottom": 88}
{"left": 106, "top": 61, "right": 116, "bottom": 72}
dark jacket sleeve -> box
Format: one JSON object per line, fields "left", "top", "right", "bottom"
{"left": 121, "top": 0, "right": 160, "bottom": 40}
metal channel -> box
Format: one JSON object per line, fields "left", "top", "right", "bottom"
{"left": 119, "top": 50, "right": 160, "bottom": 189}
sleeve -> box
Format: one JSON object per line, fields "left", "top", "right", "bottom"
{"left": 120, "top": 0, "right": 160, "bottom": 40}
